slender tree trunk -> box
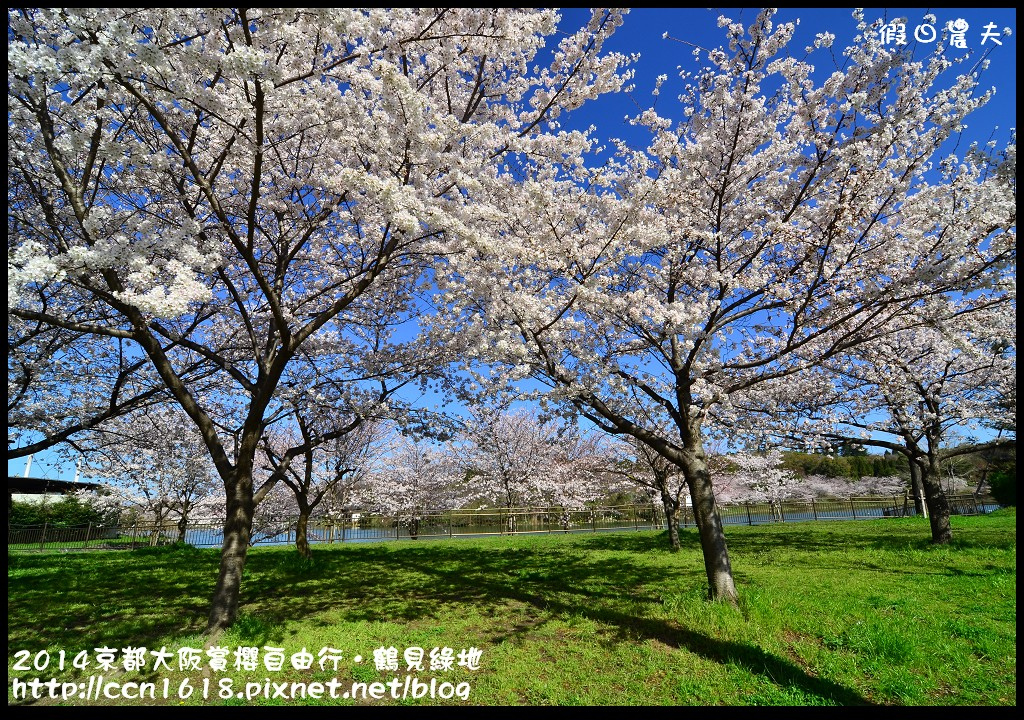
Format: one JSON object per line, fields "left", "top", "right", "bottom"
{"left": 177, "top": 512, "right": 189, "bottom": 544}
{"left": 973, "top": 430, "right": 1001, "bottom": 499}
{"left": 909, "top": 461, "right": 928, "bottom": 517}
{"left": 207, "top": 468, "right": 255, "bottom": 633}
{"left": 659, "top": 486, "right": 681, "bottom": 551}
{"left": 679, "top": 447, "right": 739, "bottom": 606}
{"left": 973, "top": 467, "right": 988, "bottom": 500}
{"left": 150, "top": 506, "right": 167, "bottom": 547}
{"left": 295, "top": 506, "right": 312, "bottom": 559}
{"left": 504, "top": 485, "right": 517, "bottom": 534}
{"left": 921, "top": 455, "right": 953, "bottom": 544}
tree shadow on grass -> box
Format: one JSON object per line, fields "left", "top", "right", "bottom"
{"left": 11, "top": 524, "right": 1008, "bottom": 632}
{"left": 595, "top": 520, "right": 1017, "bottom": 558}
{"left": 8, "top": 545, "right": 222, "bottom": 650}
{"left": 240, "top": 540, "right": 870, "bottom": 705}
{"left": 23, "top": 525, "right": 1000, "bottom": 705}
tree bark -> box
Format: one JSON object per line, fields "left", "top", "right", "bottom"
{"left": 909, "top": 461, "right": 928, "bottom": 517}
{"left": 659, "top": 487, "right": 681, "bottom": 551}
{"left": 295, "top": 507, "right": 312, "bottom": 559}
{"left": 921, "top": 455, "right": 953, "bottom": 545}
{"left": 679, "top": 447, "right": 739, "bottom": 605}
{"left": 207, "top": 469, "right": 255, "bottom": 633}
{"left": 150, "top": 506, "right": 167, "bottom": 547}
{"left": 575, "top": 394, "right": 739, "bottom": 604}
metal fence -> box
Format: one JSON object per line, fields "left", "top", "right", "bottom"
{"left": 7, "top": 495, "right": 999, "bottom": 553}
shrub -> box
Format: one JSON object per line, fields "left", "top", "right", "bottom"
{"left": 987, "top": 467, "right": 1016, "bottom": 507}
{"left": 8, "top": 496, "right": 113, "bottom": 527}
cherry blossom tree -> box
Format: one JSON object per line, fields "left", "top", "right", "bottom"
{"left": 260, "top": 412, "right": 389, "bottom": 558}
{"left": 609, "top": 436, "right": 688, "bottom": 549}
{"left": 8, "top": 8, "right": 633, "bottom": 631}
{"left": 746, "top": 300, "right": 1015, "bottom": 544}
{"left": 449, "top": 10, "right": 1015, "bottom": 604}
{"left": 454, "top": 407, "right": 617, "bottom": 531}
{"left": 79, "top": 406, "right": 220, "bottom": 544}
{"left": 359, "top": 433, "right": 467, "bottom": 539}
{"left": 799, "top": 473, "right": 908, "bottom": 500}
{"left": 713, "top": 449, "right": 804, "bottom": 520}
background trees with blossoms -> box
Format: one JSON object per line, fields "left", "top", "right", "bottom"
{"left": 259, "top": 409, "right": 391, "bottom": 558}
{"left": 447, "top": 9, "right": 1016, "bottom": 605}
{"left": 608, "top": 435, "right": 689, "bottom": 550}
{"left": 76, "top": 406, "right": 221, "bottom": 544}
{"left": 713, "top": 449, "right": 802, "bottom": 521}
{"left": 7, "top": 7, "right": 634, "bottom": 631}
{"left": 359, "top": 432, "right": 468, "bottom": 539}
{"left": 736, "top": 294, "right": 1016, "bottom": 544}
{"left": 712, "top": 449, "right": 906, "bottom": 507}
{"left": 453, "top": 406, "right": 620, "bottom": 531}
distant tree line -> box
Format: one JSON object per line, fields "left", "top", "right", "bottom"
{"left": 8, "top": 495, "right": 116, "bottom": 528}
{"left": 780, "top": 451, "right": 906, "bottom": 481}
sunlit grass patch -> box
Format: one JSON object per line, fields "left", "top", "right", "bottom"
{"left": 8, "top": 509, "right": 1015, "bottom": 706}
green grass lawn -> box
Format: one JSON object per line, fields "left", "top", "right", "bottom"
{"left": 7, "top": 509, "right": 1016, "bottom": 706}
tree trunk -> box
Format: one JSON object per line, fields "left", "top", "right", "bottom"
{"left": 150, "top": 506, "right": 167, "bottom": 547}
{"left": 177, "top": 512, "right": 189, "bottom": 544}
{"left": 680, "top": 448, "right": 739, "bottom": 605}
{"left": 921, "top": 455, "right": 953, "bottom": 545}
{"left": 659, "top": 487, "right": 681, "bottom": 551}
{"left": 504, "top": 486, "right": 517, "bottom": 534}
{"left": 295, "top": 507, "right": 312, "bottom": 559}
{"left": 909, "top": 461, "right": 928, "bottom": 517}
{"left": 207, "top": 470, "right": 255, "bottom": 634}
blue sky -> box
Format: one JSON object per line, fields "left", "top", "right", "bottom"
{"left": 9, "top": 7, "right": 1016, "bottom": 481}
{"left": 555, "top": 7, "right": 1016, "bottom": 149}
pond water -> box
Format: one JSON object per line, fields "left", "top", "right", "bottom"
{"left": 175, "top": 499, "right": 1001, "bottom": 548}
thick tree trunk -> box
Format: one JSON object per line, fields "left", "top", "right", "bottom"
{"left": 295, "top": 508, "right": 312, "bottom": 559}
{"left": 680, "top": 448, "right": 739, "bottom": 606}
{"left": 921, "top": 456, "right": 953, "bottom": 545}
{"left": 207, "top": 471, "right": 255, "bottom": 633}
